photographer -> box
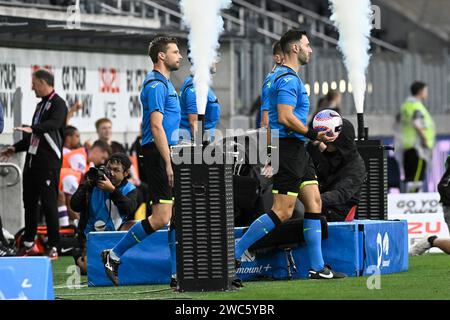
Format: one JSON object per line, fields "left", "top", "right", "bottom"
{"left": 70, "top": 153, "right": 138, "bottom": 274}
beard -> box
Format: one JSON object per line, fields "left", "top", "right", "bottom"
{"left": 298, "top": 51, "right": 310, "bottom": 66}
{"left": 166, "top": 61, "right": 180, "bottom": 71}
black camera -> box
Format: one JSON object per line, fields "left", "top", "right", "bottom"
{"left": 86, "top": 165, "right": 111, "bottom": 184}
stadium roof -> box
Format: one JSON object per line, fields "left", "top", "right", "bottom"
{"left": 0, "top": 0, "right": 403, "bottom": 53}
{"left": 0, "top": 1, "right": 187, "bottom": 53}
{"left": 376, "top": 0, "right": 450, "bottom": 42}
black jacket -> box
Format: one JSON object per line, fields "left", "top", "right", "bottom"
{"left": 308, "top": 119, "right": 366, "bottom": 220}
{"left": 13, "top": 91, "right": 67, "bottom": 169}
{"left": 438, "top": 156, "right": 450, "bottom": 205}
{"left": 71, "top": 179, "right": 138, "bottom": 239}
{"left": 0, "top": 100, "right": 4, "bottom": 134}
{"left": 111, "top": 141, "right": 127, "bottom": 154}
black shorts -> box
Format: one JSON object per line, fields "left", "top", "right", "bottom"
{"left": 272, "top": 138, "right": 318, "bottom": 196}
{"left": 142, "top": 143, "right": 173, "bottom": 205}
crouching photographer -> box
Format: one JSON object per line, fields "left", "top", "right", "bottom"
{"left": 70, "top": 153, "right": 138, "bottom": 274}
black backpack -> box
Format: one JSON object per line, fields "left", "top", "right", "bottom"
{"left": 15, "top": 225, "right": 79, "bottom": 256}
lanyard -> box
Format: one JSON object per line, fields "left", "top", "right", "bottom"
{"left": 28, "top": 91, "right": 57, "bottom": 160}
{"left": 33, "top": 91, "right": 56, "bottom": 125}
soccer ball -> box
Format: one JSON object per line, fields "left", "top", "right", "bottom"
{"left": 312, "top": 109, "right": 343, "bottom": 139}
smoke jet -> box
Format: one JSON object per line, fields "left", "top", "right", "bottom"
{"left": 180, "top": 0, "right": 231, "bottom": 115}
{"left": 329, "top": 0, "right": 373, "bottom": 115}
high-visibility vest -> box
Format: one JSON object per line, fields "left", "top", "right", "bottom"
{"left": 400, "top": 99, "right": 435, "bottom": 150}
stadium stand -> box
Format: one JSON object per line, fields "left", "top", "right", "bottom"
{"left": 0, "top": 0, "right": 449, "bottom": 138}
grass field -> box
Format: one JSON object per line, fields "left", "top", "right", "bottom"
{"left": 52, "top": 254, "right": 450, "bottom": 300}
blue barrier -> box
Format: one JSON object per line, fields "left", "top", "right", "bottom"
{"left": 0, "top": 257, "right": 54, "bottom": 300}
{"left": 359, "top": 220, "right": 409, "bottom": 275}
{"left": 237, "top": 222, "right": 363, "bottom": 280}
{"left": 87, "top": 230, "right": 171, "bottom": 286}
{"left": 87, "top": 220, "right": 409, "bottom": 286}
{"left": 0, "top": 267, "right": 27, "bottom": 300}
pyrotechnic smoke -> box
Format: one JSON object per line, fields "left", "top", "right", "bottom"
{"left": 180, "top": 0, "right": 231, "bottom": 115}
{"left": 329, "top": 0, "right": 373, "bottom": 113}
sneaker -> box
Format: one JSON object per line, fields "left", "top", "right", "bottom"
{"left": 18, "top": 243, "right": 40, "bottom": 257}
{"left": 309, "top": 265, "right": 347, "bottom": 279}
{"left": 46, "top": 247, "right": 59, "bottom": 261}
{"left": 0, "top": 243, "right": 16, "bottom": 257}
{"left": 231, "top": 278, "right": 244, "bottom": 288}
{"left": 170, "top": 276, "right": 177, "bottom": 288}
{"left": 231, "top": 259, "right": 244, "bottom": 288}
{"left": 409, "top": 235, "right": 436, "bottom": 256}
{"left": 101, "top": 249, "right": 121, "bottom": 286}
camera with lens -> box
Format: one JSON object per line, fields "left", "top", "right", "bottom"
{"left": 86, "top": 165, "right": 111, "bottom": 184}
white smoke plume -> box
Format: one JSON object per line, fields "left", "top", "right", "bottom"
{"left": 329, "top": 0, "right": 373, "bottom": 114}
{"left": 180, "top": 0, "right": 231, "bottom": 115}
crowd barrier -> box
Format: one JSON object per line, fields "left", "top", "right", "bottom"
{"left": 0, "top": 257, "right": 54, "bottom": 300}
{"left": 87, "top": 220, "right": 408, "bottom": 287}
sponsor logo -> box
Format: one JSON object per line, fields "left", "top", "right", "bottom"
{"left": 318, "top": 272, "right": 333, "bottom": 279}
{"left": 60, "top": 247, "right": 74, "bottom": 254}
{"left": 408, "top": 221, "right": 442, "bottom": 235}
{"left": 21, "top": 279, "right": 32, "bottom": 289}
{"left": 236, "top": 264, "right": 272, "bottom": 275}
{"left": 99, "top": 68, "right": 120, "bottom": 93}
{"left": 376, "top": 232, "right": 390, "bottom": 268}
{"left": 241, "top": 249, "right": 255, "bottom": 262}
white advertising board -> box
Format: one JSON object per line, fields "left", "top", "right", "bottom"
{"left": 0, "top": 47, "right": 151, "bottom": 133}
{"left": 388, "top": 192, "right": 450, "bottom": 253}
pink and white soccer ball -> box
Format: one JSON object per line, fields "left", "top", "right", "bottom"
{"left": 312, "top": 109, "right": 343, "bottom": 139}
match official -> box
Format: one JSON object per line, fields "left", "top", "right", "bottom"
{"left": 235, "top": 30, "right": 346, "bottom": 279}
{"left": 102, "top": 36, "right": 182, "bottom": 285}
{"left": 259, "top": 40, "right": 284, "bottom": 129}
{"left": 179, "top": 52, "right": 221, "bottom": 142}
{"left": 0, "top": 69, "right": 67, "bottom": 259}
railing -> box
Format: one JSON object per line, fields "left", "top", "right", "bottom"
{"left": 273, "top": 0, "right": 403, "bottom": 52}
{"left": 0, "top": 0, "right": 403, "bottom": 52}
{"left": 234, "top": 0, "right": 403, "bottom": 53}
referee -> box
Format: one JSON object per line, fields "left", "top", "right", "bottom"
{"left": 102, "top": 36, "right": 182, "bottom": 286}
{"left": 259, "top": 40, "right": 284, "bottom": 129}
{"left": 234, "top": 30, "right": 346, "bottom": 279}
{"left": 0, "top": 69, "right": 67, "bottom": 259}
{"left": 179, "top": 52, "right": 221, "bottom": 142}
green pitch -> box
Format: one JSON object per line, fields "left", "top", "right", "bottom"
{"left": 53, "top": 254, "right": 450, "bottom": 300}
